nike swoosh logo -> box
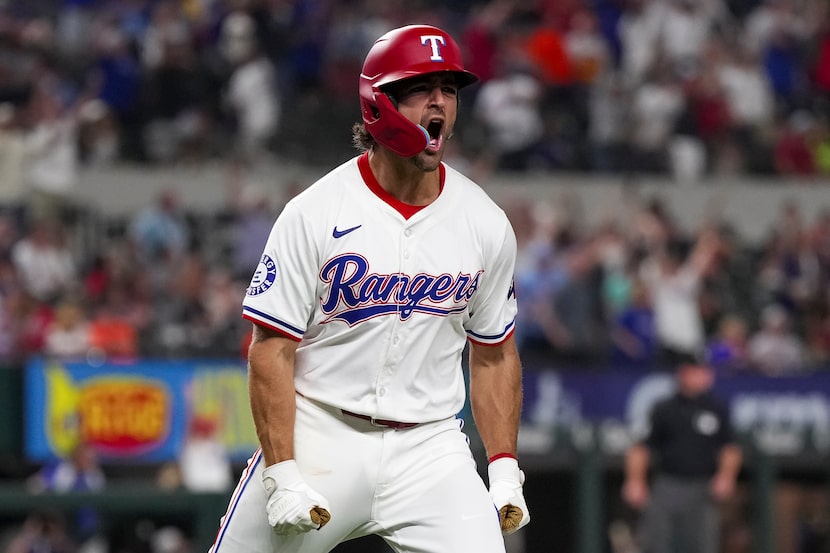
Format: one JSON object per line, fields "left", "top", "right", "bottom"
{"left": 333, "top": 225, "right": 362, "bottom": 238}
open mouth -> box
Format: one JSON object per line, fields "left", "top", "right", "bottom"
{"left": 426, "top": 119, "right": 444, "bottom": 151}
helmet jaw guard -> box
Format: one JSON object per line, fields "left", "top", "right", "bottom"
{"left": 361, "top": 93, "right": 432, "bottom": 158}
{"left": 359, "top": 25, "right": 478, "bottom": 157}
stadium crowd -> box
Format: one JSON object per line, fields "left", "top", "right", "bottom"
{"left": 0, "top": 173, "right": 826, "bottom": 375}
{"left": 0, "top": 0, "right": 829, "bottom": 371}
{"left": 0, "top": 0, "right": 829, "bottom": 175}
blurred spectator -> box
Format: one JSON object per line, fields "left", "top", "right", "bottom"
{"left": 129, "top": 188, "right": 189, "bottom": 264}
{"left": 43, "top": 297, "right": 90, "bottom": 360}
{"left": 460, "top": 0, "right": 516, "bottom": 84}
{"left": 87, "top": 283, "right": 141, "bottom": 361}
{"left": 473, "top": 58, "right": 546, "bottom": 171}
{"left": 814, "top": 23, "right": 830, "bottom": 93}
{"left": 513, "top": 202, "right": 574, "bottom": 359}
{"left": 27, "top": 442, "right": 105, "bottom": 494}
{"left": 229, "top": 180, "right": 276, "bottom": 280}
{"left": 565, "top": 9, "right": 611, "bottom": 85}
{"left": 220, "top": 11, "right": 280, "bottom": 163}
{"left": 743, "top": 0, "right": 814, "bottom": 58}
{"left": 55, "top": 0, "right": 96, "bottom": 65}
{"left": 88, "top": 17, "right": 141, "bottom": 162}
{"left": 657, "top": 0, "right": 717, "bottom": 70}
{"left": 628, "top": 63, "right": 685, "bottom": 173}
{"left": 681, "top": 59, "right": 733, "bottom": 174}
{"left": 762, "top": 28, "right": 804, "bottom": 110}
{"left": 22, "top": 85, "right": 80, "bottom": 218}
{"left": 140, "top": 1, "right": 210, "bottom": 162}
{"left": 0, "top": 288, "right": 53, "bottom": 362}
{"left": 201, "top": 266, "right": 246, "bottom": 355}
{"left": 717, "top": 45, "right": 775, "bottom": 172}
{"left": 6, "top": 510, "right": 76, "bottom": 553}
{"left": 11, "top": 219, "right": 77, "bottom": 303}
{"left": 617, "top": 0, "right": 663, "bottom": 86}
{"left": 805, "top": 294, "right": 830, "bottom": 365}
{"left": 77, "top": 99, "right": 120, "bottom": 166}
{"left": 705, "top": 313, "right": 751, "bottom": 373}
{"left": 0, "top": 102, "right": 25, "bottom": 202}
{"left": 747, "top": 303, "right": 807, "bottom": 375}
{"left": 808, "top": 208, "right": 830, "bottom": 276}
{"left": 27, "top": 442, "right": 106, "bottom": 547}
{"left": 0, "top": 212, "right": 21, "bottom": 264}
{"left": 588, "top": 71, "right": 630, "bottom": 172}
{"left": 609, "top": 278, "right": 658, "bottom": 369}
{"left": 773, "top": 110, "right": 817, "bottom": 175}
{"left": 155, "top": 250, "right": 208, "bottom": 355}
{"left": 524, "top": 12, "right": 573, "bottom": 87}
{"left": 755, "top": 201, "right": 823, "bottom": 320}
{"left": 178, "top": 416, "right": 232, "bottom": 493}
{"left": 642, "top": 228, "right": 721, "bottom": 359}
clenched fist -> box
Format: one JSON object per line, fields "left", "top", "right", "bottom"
{"left": 262, "top": 460, "right": 332, "bottom": 535}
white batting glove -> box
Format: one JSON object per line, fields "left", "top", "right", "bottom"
{"left": 488, "top": 456, "right": 530, "bottom": 535}
{"left": 262, "top": 460, "right": 332, "bottom": 535}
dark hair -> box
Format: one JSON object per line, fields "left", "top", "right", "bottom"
{"left": 660, "top": 347, "right": 707, "bottom": 370}
{"left": 675, "top": 352, "right": 709, "bottom": 370}
{"left": 352, "top": 122, "right": 375, "bottom": 152}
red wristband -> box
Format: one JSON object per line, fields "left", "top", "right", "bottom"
{"left": 488, "top": 452, "right": 518, "bottom": 463}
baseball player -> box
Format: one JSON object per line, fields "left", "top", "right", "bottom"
{"left": 210, "top": 24, "right": 530, "bottom": 553}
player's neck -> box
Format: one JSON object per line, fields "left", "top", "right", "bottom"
{"left": 367, "top": 149, "right": 441, "bottom": 206}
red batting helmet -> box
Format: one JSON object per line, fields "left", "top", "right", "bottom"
{"left": 359, "top": 24, "right": 479, "bottom": 157}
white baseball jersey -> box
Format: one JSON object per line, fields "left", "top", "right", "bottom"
{"left": 242, "top": 152, "right": 517, "bottom": 423}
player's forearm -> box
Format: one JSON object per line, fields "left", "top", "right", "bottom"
{"left": 469, "top": 337, "right": 523, "bottom": 459}
{"left": 247, "top": 326, "right": 298, "bottom": 466}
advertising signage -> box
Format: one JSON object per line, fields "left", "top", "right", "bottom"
{"left": 25, "top": 357, "right": 258, "bottom": 463}
{"left": 25, "top": 357, "right": 830, "bottom": 463}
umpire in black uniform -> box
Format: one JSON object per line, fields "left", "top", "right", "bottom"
{"left": 621, "top": 352, "right": 742, "bottom": 553}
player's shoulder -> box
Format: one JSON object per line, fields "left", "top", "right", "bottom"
{"left": 442, "top": 163, "right": 511, "bottom": 228}
{"left": 442, "top": 163, "right": 505, "bottom": 214}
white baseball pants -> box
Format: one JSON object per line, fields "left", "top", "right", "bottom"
{"left": 209, "top": 393, "right": 506, "bottom": 553}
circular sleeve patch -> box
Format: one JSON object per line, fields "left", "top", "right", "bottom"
{"left": 247, "top": 254, "right": 277, "bottom": 296}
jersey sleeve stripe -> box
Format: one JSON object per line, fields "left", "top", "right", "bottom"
{"left": 242, "top": 307, "right": 304, "bottom": 341}
{"left": 466, "top": 320, "right": 515, "bottom": 346}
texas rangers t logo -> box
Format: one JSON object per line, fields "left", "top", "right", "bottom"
{"left": 421, "top": 35, "right": 446, "bottom": 61}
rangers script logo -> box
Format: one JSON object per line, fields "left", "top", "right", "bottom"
{"left": 319, "top": 253, "right": 482, "bottom": 325}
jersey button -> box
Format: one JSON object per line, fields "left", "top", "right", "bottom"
{"left": 378, "top": 387, "right": 387, "bottom": 396}
{"left": 403, "top": 251, "right": 410, "bottom": 259}
{"left": 392, "top": 336, "right": 399, "bottom": 345}
{"left": 404, "top": 229, "right": 412, "bottom": 237}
